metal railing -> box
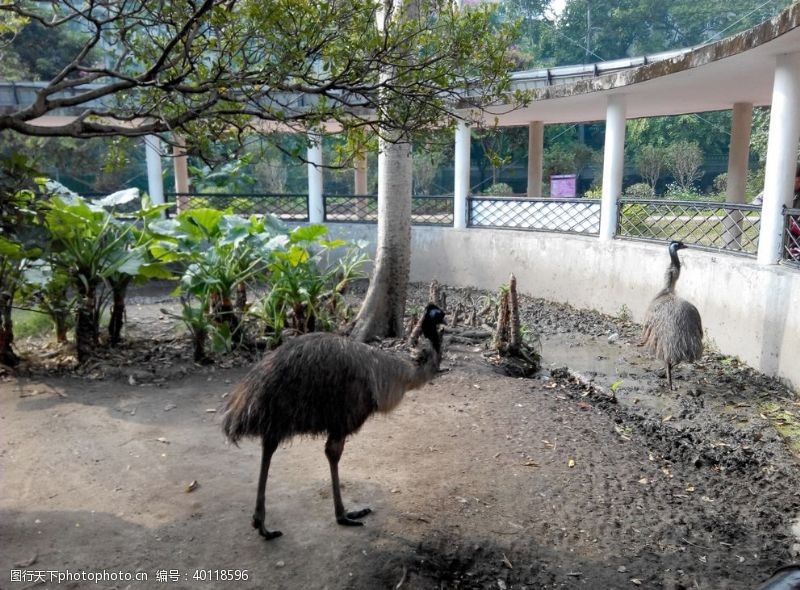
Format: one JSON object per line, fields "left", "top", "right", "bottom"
{"left": 467, "top": 196, "right": 601, "bottom": 235}
{"left": 324, "top": 195, "right": 377, "bottom": 223}
{"left": 165, "top": 192, "right": 309, "bottom": 221}
{"left": 322, "top": 194, "right": 453, "bottom": 226}
{"left": 784, "top": 206, "right": 800, "bottom": 267}
{"left": 618, "top": 199, "right": 761, "bottom": 255}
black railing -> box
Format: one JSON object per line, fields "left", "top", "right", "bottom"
{"left": 324, "top": 195, "right": 377, "bottom": 223}
{"left": 322, "top": 194, "right": 453, "bottom": 226}
{"left": 618, "top": 199, "right": 761, "bottom": 255}
{"left": 412, "top": 195, "right": 454, "bottom": 226}
{"left": 165, "top": 192, "right": 309, "bottom": 221}
{"left": 784, "top": 206, "right": 800, "bottom": 267}
{"left": 467, "top": 196, "right": 601, "bottom": 235}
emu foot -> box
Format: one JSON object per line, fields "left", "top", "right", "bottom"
{"left": 252, "top": 515, "right": 282, "bottom": 540}
{"left": 337, "top": 508, "right": 372, "bottom": 526}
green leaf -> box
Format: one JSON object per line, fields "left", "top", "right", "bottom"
{"left": 290, "top": 224, "right": 328, "bottom": 243}
{"left": 93, "top": 188, "right": 140, "bottom": 208}
{"left": 137, "top": 263, "right": 174, "bottom": 280}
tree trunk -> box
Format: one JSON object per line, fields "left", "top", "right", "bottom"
{"left": 351, "top": 139, "right": 413, "bottom": 341}
{"left": 75, "top": 284, "right": 98, "bottom": 363}
{"left": 193, "top": 327, "right": 207, "bottom": 362}
{"left": 0, "top": 291, "right": 19, "bottom": 366}
{"left": 108, "top": 278, "right": 130, "bottom": 347}
{"left": 54, "top": 313, "right": 69, "bottom": 344}
{"left": 508, "top": 274, "right": 521, "bottom": 356}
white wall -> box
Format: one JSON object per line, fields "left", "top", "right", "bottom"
{"left": 327, "top": 224, "right": 800, "bottom": 389}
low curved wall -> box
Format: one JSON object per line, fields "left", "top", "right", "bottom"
{"left": 328, "top": 223, "right": 800, "bottom": 390}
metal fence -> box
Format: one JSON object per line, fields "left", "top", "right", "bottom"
{"left": 322, "top": 194, "right": 453, "bottom": 226}
{"left": 324, "top": 195, "right": 377, "bottom": 223}
{"left": 785, "top": 206, "right": 800, "bottom": 267}
{"left": 165, "top": 192, "right": 309, "bottom": 221}
{"left": 618, "top": 199, "right": 761, "bottom": 255}
{"left": 467, "top": 196, "right": 601, "bottom": 235}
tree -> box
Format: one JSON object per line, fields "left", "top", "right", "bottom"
{"left": 2, "top": 0, "right": 517, "bottom": 344}
{"left": 0, "top": 1, "right": 515, "bottom": 153}
{"left": 665, "top": 140, "right": 704, "bottom": 190}
{"left": 635, "top": 145, "right": 668, "bottom": 190}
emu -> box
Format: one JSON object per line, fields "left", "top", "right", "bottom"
{"left": 640, "top": 240, "right": 703, "bottom": 390}
{"left": 222, "top": 303, "right": 446, "bottom": 539}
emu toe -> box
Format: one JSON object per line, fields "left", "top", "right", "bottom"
{"left": 337, "top": 508, "right": 372, "bottom": 526}
{"left": 252, "top": 516, "right": 283, "bottom": 540}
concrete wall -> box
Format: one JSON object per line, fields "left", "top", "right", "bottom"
{"left": 327, "top": 223, "right": 800, "bottom": 389}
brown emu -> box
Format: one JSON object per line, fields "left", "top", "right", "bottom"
{"left": 222, "top": 303, "right": 446, "bottom": 540}
{"left": 640, "top": 241, "right": 703, "bottom": 389}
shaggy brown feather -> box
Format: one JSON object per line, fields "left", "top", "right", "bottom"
{"left": 221, "top": 332, "right": 440, "bottom": 445}
{"left": 641, "top": 242, "right": 703, "bottom": 387}
{"left": 221, "top": 303, "right": 445, "bottom": 539}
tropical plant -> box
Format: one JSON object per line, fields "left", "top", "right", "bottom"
{"left": 149, "top": 208, "right": 286, "bottom": 360}
{"left": 43, "top": 185, "right": 168, "bottom": 361}
{"left": 0, "top": 152, "right": 50, "bottom": 366}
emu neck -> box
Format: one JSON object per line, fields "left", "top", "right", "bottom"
{"left": 663, "top": 249, "right": 681, "bottom": 293}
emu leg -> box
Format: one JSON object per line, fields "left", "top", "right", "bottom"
{"left": 666, "top": 362, "right": 674, "bottom": 390}
{"left": 252, "top": 437, "right": 282, "bottom": 540}
{"left": 325, "top": 435, "right": 372, "bottom": 526}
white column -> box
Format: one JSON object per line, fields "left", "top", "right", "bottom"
{"left": 144, "top": 135, "right": 164, "bottom": 206}
{"left": 727, "top": 103, "right": 753, "bottom": 204}
{"left": 527, "top": 121, "right": 544, "bottom": 198}
{"left": 723, "top": 103, "right": 753, "bottom": 248}
{"left": 599, "top": 95, "right": 626, "bottom": 240}
{"left": 172, "top": 134, "right": 190, "bottom": 214}
{"left": 354, "top": 152, "right": 368, "bottom": 195}
{"left": 453, "top": 120, "right": 471, "bottom": 229}
{"left": 307, "top": 131, "right": 324, "bottom": 223}
{"left": 757, "top": 53, "right": 800, "bottom": 265}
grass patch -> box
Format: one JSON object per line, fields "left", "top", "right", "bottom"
{"left": 759, "top": 401, "right": 800, "bottom": 457}
{"left": 11, "top": 308, "right": 54, "bottom": 340}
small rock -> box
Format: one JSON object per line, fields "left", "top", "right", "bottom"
{"left": 618, "top": 566, "right": 627, "bottom": 573}
{"left": 608, "top": 333, "right": 619, "bottom": 344}
{"left": 276, "top": 561, "right": 285, "bottom": 568}
{"left": 164, "top": 403, "right": 177, "bottom": 412}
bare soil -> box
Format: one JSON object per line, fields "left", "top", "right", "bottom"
{"left": 2, "top": 283, "right": 800, "bottom": 590}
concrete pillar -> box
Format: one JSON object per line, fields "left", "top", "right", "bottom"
{"left": 172, "top": 134, "right": 190, "bottom": 214}
{"left": 723, "top": 102, "right": 753, "bottom": 248}
{"left": 307, "top": 131, "right": 324, "bottom": 223}
{"left": 454, "top": 120, "right": 471, "bottom": 229}
{"left": 527, "top": 121, "right": 544, "bottom": 198}
{"left": 757, "top": 53, "right": 800, "bottom": 265}
{"left": 144, "top": 135, "right": 164, "bottom": 206}
{"left": 354, "top": 152, "right": 368, "bottom": 194}
{"left": 599, "top": 95, "right": 626, "bottom": 240}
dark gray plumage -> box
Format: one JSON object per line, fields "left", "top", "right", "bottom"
{"left": 222, "top": 303, "right": 446, "bottom": 540}
{"left": 641, "top": 241, "right": 703, "bottom": 389}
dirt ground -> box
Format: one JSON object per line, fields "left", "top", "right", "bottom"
{"left": 2, "top": 283, "right": 800, "bottom": 590}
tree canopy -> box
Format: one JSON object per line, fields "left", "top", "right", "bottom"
{"left": 0, "top": 0, "right": 518, "bottom": 154}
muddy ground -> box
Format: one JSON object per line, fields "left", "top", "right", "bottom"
{"left": 2, "top": 283, "right": 800, "bottom": 590}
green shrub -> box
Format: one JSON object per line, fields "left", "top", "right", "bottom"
{"left": 624, "top": 183, "right": 655, "bottom": 199}
{"left": 483, "top": 182, "right": 514, "bottom": 195}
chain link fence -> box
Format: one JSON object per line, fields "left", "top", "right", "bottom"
{"left": 618, "top": 199, "right": 761, "bottom": 255}
{"left": 165, "top": 192, "right": 309, "bottom": 221}
{"left": 785, "top": 207, "right": 800, "bottom": 267}
{"left": 467, "top": 197, "right": 601, "bottom": 235}
{"left": 323, "top": 195, "right": 453, "bottom": 225}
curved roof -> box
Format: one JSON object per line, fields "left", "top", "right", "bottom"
{"left": 484, "top": 2, "right": 800, "bottom": 126}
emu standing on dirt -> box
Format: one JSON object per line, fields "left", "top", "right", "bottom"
{"left": 222, "top": 303, "right": 446, "bottom": 539}
{"left": 641, "top": 241, "right": 703, "bottom": 389}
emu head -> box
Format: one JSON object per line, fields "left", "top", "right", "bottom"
{"left": 668, "top": 240, "right": 687, "bottom": 254}
{"left": 421, "top": 303, "right": 446, "bottom": 353}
